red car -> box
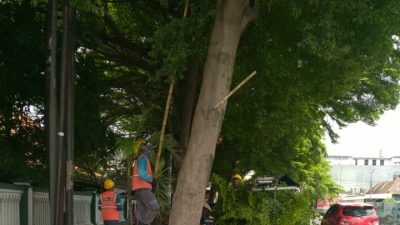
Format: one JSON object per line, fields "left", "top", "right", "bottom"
{"left": 321, "top": 203, "right": 379, "bottom": 225}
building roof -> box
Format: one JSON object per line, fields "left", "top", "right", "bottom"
{"left": 328, "top": 155, "right": 353, "bottom": 158}
{"left": 367, "top": 177, "right": 400, "bottom": 195}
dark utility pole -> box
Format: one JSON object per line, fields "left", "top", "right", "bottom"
{"left": 47, "top": 0, "right": 76, "bottom": 224}
{"left": 47, "top": 0, "right": 58, "bottom": 224}
{"left": 60, "top": 0, "right": 76, "bottom": 224}
{"left": 62, "top": 0, "right": 76, "bottom": 223}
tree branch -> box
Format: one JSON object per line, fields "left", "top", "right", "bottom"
{"left": 241, "top": 0, "right": 259, "bottom": 31}
{"left": 103, "top": 8, "right": 150, "bottom": 55}
{"left": 93, "top": 47, "right": 153, "bottom": 73}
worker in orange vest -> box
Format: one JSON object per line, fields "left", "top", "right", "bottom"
{"left": 132, "top": 143, "right": 160, "bottom": 225}
{"left": 98, "top": 178, "right": 123, "bottom": 225}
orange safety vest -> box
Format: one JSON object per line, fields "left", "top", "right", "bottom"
{"left": 100, "top": 190, "right": 119, "bottom": 221}
{"left": 131, "top": 155, "right": 153, "bottom": 191}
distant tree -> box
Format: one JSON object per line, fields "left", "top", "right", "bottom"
{"left": 0, "top": 0, "right": 48, "bottom": 185}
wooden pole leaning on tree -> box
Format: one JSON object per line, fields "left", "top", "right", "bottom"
{"left": 154, "top": 0, "right": 190, "bottom": 175}
{"left": 213, "top": 70, "right": 256, "bottom": 109}
{"left": 154, "top": 84, "right": 174, "bottom": 175}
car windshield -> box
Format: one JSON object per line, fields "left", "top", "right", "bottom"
{"left": 342, "top": 206, "right": 375, "bottom": 216}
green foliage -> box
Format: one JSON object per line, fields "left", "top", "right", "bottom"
{"left": 214, "top": 0, "right": 400, "bottom": 200}
{"left": 0, "top": 0, "right": 48, "bottom": 185}
{"left": 211, "top": 174, "right": 318, "bottom": 225}
{"left": 147, "top": 131, "right": 182, "bottom": 164}
{"left": 149, "top": 1, "right": 213, "bottom": 82}
{"left": 150, "top": 19, "right": 192, "bottom": 83}
{"left": 152, "top": 166, "right": 175, "bottom": 221}
{"left": 211, "top": 174, "right": 270, "bottom": 225}
{"left": 72, "top": 52, "right": 120, "bottom": 183}
{"left": 147, "top": 132, "right": 181, "bottom": 224}
{"left": 383, "top": 197, "right": 396, "bottom": 203}
{"left": 71, "top": 0, "right": 104, "bottom": 15}
{"left": 1, "top": 1, "right": 399, "bottom": 216}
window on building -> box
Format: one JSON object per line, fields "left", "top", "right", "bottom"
{"left": 372, "top": 160, "right": 376, "bottom": 166}
{"left": 380, "top": 160, "right": 384, "bottom": 166}
{"left": 365, "top": 160, "right": 369, "bottom": 165}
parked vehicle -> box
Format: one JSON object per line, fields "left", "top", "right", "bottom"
{"left": 321, "top": 203, "right": 379, "bottom": 225}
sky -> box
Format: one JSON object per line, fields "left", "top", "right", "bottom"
{"left": 324, "top": 107, "right": 400, "bottom": 158}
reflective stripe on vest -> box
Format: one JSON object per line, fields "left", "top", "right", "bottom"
{"left": 100, "top": 191, "right": 119, "bottom": 221}
{"left": 131, "top": 155, "right": 153, "bottom": 191}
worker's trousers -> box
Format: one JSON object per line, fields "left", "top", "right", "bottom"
{"left": 134, "top": 189, "right": 160, "bottom": 225}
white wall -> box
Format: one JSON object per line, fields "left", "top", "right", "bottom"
{"left": 330, "top": 165, "right": 400, "bottom": 193}
{"left": 0, "top": 184, "right": 117, "bottom": 225}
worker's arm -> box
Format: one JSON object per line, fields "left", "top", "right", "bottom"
{"left": 137, "top": 156, "right": 153, "bottom": 182}
{"left": 98, "top": 196, "right": 102, "bottom": 210}
{"left": 116, "top": 193, "right": 124, "bottom": 210}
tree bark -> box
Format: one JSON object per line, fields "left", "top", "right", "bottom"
{"left": 168, "top": 1, "right": 258, "bottom": 225}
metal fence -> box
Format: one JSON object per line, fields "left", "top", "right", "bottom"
{"left": 0, "top": 188, "right": 23, "bottom": 225}
{"left": 375, "top": 202, "right": 400, "bottom": 225}
{"left": 32, "top": 191, "right": 50, "bottom": 225}
{"left": 0, "top": 183, "right": 128, "bottom": 225}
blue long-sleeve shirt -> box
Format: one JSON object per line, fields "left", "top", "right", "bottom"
{"left": 137, "top": 155, "right": 153, "bottom": 182}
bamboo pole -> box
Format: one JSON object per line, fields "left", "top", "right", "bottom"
{"left": 154, "top": 0, "right": 189, "bottom": 175}
{"left": 154, "top": 84, "right": 174, "bottom": 175}
{"left": 213, "top": 70, "right": 256, "bottom": 109}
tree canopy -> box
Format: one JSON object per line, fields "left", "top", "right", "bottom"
{"left": 0, "top": 0, "right": 399, "bottom": 224}
{"left": 216, "top": 0, "right": 400, "bottom": 181}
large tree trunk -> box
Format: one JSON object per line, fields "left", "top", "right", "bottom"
{"left": 168, "top": 1, "right": 258, "bottom": 225}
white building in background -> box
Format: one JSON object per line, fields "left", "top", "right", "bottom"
{"left": 327, "top": 155, "right": 400, "bottom": 194}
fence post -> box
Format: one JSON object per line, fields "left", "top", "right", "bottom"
{"left": 123, "top": 195, "right": 127, "bottom": 221}
{"left": 119, "top": 195, "right": 126, "bottom": 224}
{"left": 91, "top": 192, "right": 98, "bottom": 225}
{"left": 14, "top": 181, "right": 32, "bottom": 225}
